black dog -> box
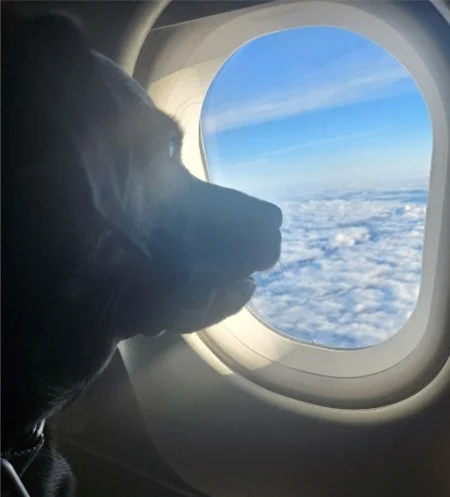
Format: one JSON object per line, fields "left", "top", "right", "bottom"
{"left": 1, "top": 10, "right": 282, "bottom": 497}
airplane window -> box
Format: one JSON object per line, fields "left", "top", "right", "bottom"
{"left": 201, "top": 26, "right": 432, "bottom": 350}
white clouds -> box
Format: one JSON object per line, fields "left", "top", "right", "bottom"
{"left": 248, "top": 186, "right": 428, "bottom": 349}
{"left": 330, "top": 227, "right": 370, "bottom": 249}
{"left": 202, "top": 47, "right": 411, "bottom": 134}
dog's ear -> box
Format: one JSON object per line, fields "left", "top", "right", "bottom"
{"left": 3, "top": 13, "right": 109, "bottom": 285}
{"left": 12, "top": 12, "right": 114, "bottom": 143}
{"left": 3, "top": 12, "right": 111, "bottom": 173}
{"left": 5, "top": 12, "right": 152, "bottom": 261}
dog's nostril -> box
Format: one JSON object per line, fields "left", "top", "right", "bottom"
{"left": 260, "top": 201, "right": 283, "bottom": 228}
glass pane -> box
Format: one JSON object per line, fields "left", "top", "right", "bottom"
{"left": 201, "top": 26, "right": 432, "bottom": 349}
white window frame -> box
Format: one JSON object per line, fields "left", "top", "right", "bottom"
{"left": 135, "top": 0, "right": 450, "bottom": 409}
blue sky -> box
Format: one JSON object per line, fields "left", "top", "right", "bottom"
{"left": 201, "top": 26, "right": 432, "bottom": 197}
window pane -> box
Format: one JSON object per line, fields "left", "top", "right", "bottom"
{"left": 201, "top": 26, "right": 432, "bottom": 349}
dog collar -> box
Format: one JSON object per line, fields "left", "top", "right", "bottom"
{"left": 1, "top": 420, "right": 45, "bottom": 496}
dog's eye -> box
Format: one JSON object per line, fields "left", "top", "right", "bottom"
{"left": 168, "top": 139, "right": 177, "bottom": 159}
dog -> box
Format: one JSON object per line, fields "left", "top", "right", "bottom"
{"left": 1, "top": 9, "right": 282, "bottom": 497}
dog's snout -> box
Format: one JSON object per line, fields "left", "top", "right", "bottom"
{"left": 244, "top": 196, "right": 282, "bottom": 272}
{"left": 187, "top": 182, "right": 283, "bottom": 281}
{"left": 257, "top": 200, "right": 283, "bottom": 229}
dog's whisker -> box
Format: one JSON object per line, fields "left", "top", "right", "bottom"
{"left": 90, "top": 229, "right": 113, "bottom": 260}
{"left": 279, "top": 261, "right": 291, "bottom": 291}
{"left": 267, "top": 266, "right": 282, "bottom": 294}
{"left": 279, "top": 260, "right": 289, "bottom": 276}
{"left": 172, "top": 92, "right": 206, "bottom": 124}
{"left": 270, "top": 262, "right": 289, "bottom": 297}
{"left": 111, "top": 290, "right": 124, "bottom": 323}
{"left": 99, "top": 292, "right": 116, "bottom": 321}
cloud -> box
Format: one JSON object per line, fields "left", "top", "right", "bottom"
{"left": 262, "top": 130, "right": 381, "bottom": 156}
{"left": 211, "top": 129, "right": 382, "bottom": 172}
{"left": 248, "top": 185, "right": 428, "bottom": 349}
{"left": 202, "top": 47, "right": 411, "bottom": 134}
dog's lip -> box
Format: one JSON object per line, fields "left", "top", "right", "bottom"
{"left": 173, "top": 275, "right": 256, "bottom": 315}
{"left": 169, "top": 227, "right": 281, "bottom": 313}
{"left": 150, "top": 227, "right": 281, "bottom": 335}
{"left": 158, "top": 275, "right": 257, "bottom": 335}
{"left": 253, "top": 259, "right": 279, "bottom": 273}
{"left": 226, "top": 275, "right": 257, "bottom": 308}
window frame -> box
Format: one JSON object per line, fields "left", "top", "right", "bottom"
{"left": 142, "top": 0, "right": 450, "bottom": 409}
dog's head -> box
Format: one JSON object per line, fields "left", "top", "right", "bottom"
{"left": 2, "top": 13, "right": 282, "bottom": 429}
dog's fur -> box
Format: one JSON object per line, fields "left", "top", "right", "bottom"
{"left": 2, "top": 9, "right": 282, "bottom": 497}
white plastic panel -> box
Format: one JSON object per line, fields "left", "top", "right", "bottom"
{"left": 128, "top": 0, "right": 450, "bottom": 408}
{"left": 117, "top": 2, "right": 450, "bottom": 495}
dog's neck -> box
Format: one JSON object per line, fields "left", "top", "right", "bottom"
{"left": 1, "top": 420, "right": 46, "bottom": 483}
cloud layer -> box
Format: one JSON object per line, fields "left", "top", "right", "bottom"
{"left": 248, "top": 186, "right": 428, "bottom": 349}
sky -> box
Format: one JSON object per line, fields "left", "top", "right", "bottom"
{"left": 200, "top": 27, "right": 432, "bottom": 349}
{"left": 201, "top": 26, "right": 432, "bottom": 197}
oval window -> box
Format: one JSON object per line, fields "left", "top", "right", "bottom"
{"left": 200, "top": 26, "right": 432, "bottom": 349}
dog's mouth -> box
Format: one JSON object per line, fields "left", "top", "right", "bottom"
{"left": 163, "top": 224, "right": 282, "bottom": 335}
{"left": 163, "top": 275, "right": 257, "bottom": 334}
{"left": 148, "top": 218, "right": 283, "bottom": 335}
{"left": 226, "top": 275, "right": 258, "bottom": 309}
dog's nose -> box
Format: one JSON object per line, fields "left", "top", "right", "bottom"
{"left": 257, "top": 199, "right": 283, "bottom": 229}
